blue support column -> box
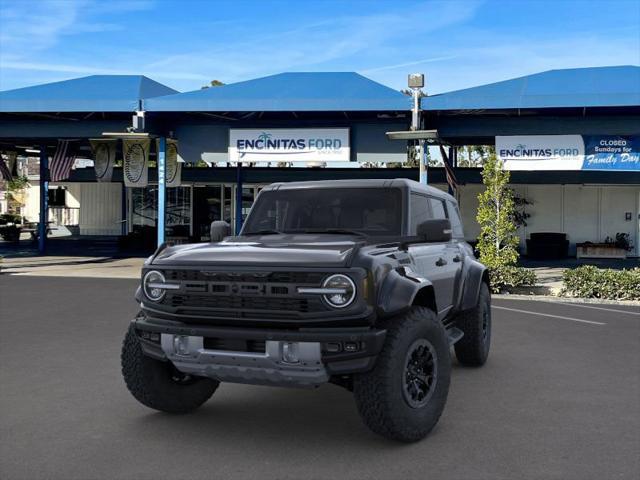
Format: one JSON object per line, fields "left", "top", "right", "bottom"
{"left": 38, "top": 146, "right": 48, "bottom": 255}
{"left": 419, "top": 140, "right": 428, "bottom": 185}
{"left": 235, "top": 162, "right": 243, "bottom": 235}
{"left": 157, "top": 137, "right": 166, "bottom": 247}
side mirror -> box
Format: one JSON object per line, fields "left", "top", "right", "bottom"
{"left": 417, "top": 219, "right": 452, "bottom": 243}
{"left": 210, "top": 221, "right": 231, "bottom": 243}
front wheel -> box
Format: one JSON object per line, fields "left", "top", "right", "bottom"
{"left": 353, "top": 306, "right": 451, "bottom": 442}
{"left": 121, "top": 325, "right": 219, "bottom": 413}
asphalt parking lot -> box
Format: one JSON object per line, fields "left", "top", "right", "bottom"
{"left": 1, "top": 275, "right": 638, "bottom": 480}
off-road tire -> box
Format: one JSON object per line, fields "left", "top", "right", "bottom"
{"left": 121, "top": 325, "right": 219, "bottom": 413}
{"left": 353, "top": 306, "right": 451, "bottom": 442}
{"left": 454, "top": 282, "right": 491, "bottom": 366}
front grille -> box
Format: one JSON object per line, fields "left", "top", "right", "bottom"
{"left": 203, "top": 337, "right": 266, "bottom": 353}
{"left": 169, "top": 294, "right": 313, "bottom": 312}
{"left": 164, "top": 270, "right": 325, "bottom": 285}
{"left": 160, "top": 270, "right": 332, "bottom": 320}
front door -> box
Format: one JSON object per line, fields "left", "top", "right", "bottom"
{"left": 409, "top": 242, "right": 459, "bottom": 317}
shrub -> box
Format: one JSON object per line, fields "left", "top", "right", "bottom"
{"left": 488, "top": 265, "right": 537, "bottom": 293}
{"left": 561, "top": 266, "right": 640, "bottom": 300}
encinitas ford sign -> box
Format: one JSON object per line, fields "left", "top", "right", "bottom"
{"left": 497, "top": 135, "right": 584, "bottom": 170}
{"left": 497, "top": 135, "right": 640, "bottom": 171}
{"left": 229, "top": 128, "right": 350, "bottom": 162}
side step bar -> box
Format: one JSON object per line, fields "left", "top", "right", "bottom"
{"left": 447, "top": 327, "right": 464, "bottom": 346}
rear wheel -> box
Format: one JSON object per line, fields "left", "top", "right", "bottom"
{"left": 353, "top": 306, "right": 451, "bottom": 442}
{"left": 121, "top": 325, "right": 219, "bottom": 413}
{"left": 454, "top": 282, "right": 491, "bottom": 366}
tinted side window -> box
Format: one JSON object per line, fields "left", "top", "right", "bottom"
{"left": 446, "top": 200, "right": 464, "bottom": 238}
{"left": 428, "top": 198, "right": 447, "bottom": 220}
{"left": 409, "top": 193, "right": 431, "bottom": 234}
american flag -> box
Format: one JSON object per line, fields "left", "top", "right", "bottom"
{"left": 50, "top": 140, "right": 77, "bottom": 182}
{"left": 0, "top": 156, "right": 12, "bottom": 181}
{"left": 439, "top": 145, "right": 458, "bottom": 193}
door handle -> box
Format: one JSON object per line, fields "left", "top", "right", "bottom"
{"left": 435, "top": 257, "right": 447, "bottom": 267}
{"left": 453, "top": 255, "right": 461, "bottom": 263}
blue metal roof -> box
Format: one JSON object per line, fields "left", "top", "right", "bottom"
{"left": 0, "top": 75, "right": 178, "bottom": 113}
{"left": 421, "top": 66, "right": 640, "bottom": 111}
{"left": 145, "top": 72, "right": 410, "bottom": 112}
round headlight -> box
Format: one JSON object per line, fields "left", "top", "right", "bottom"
{"left": 143, "top": 270, "right": 166, "bottom": 302}
{"left": 322, "top": 274, "right": 356, "bottom": 308}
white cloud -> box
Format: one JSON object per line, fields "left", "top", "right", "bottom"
{"left": 0, "top": 0, "right": 152, "bottom": 61}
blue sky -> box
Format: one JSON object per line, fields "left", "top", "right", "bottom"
{"left": 0, "top": 0, "right": 638, "bottom": 93}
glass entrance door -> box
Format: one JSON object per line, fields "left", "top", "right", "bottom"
{"left": 192, "top": 184, "right": 266, "bottom": 241}
{"left": 193, "top": 185, "right": 232, "bottom": 242}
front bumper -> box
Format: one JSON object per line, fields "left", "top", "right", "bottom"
{"left": 134, "top": 314, "right": 386, "bottom": 388}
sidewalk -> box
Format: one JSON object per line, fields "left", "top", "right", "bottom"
{"left": 0, "top": 255, "right": 144, "bottom": 278}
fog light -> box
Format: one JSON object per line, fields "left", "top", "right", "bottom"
{"left": 344, "top": 342, "right": 359, "bottom": 352}
{"left": 282, "top": 342, "right": 300, "bottom": 364}
{"left": 173, "top": 335, "right": 190, "bottom": 356}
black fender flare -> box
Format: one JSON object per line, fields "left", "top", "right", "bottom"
{"left": 459, "top": 258, "right": 489, "bottom": 311}
{"left": 377, "top": 268, "right": 437, "bottom": 318}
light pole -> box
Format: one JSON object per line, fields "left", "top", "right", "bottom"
{"left": 408, "top": 73, "right": 426, "bottom": 184}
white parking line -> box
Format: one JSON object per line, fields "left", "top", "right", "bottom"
{"left": 556, "top": 302, "right": 640, "bottom": 316}
{"left": 493, "top": 305, "right": 606, "bottom": 326}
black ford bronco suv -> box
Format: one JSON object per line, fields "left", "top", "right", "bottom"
{"left": 122, "top": 179, "right": 491, "bottom": 442}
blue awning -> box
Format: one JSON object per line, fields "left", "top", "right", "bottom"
{"left": 145, "top": 72, "right": 410, "bottom": 112}
{"left": 0, "top": 75, "right": 178, "bottom": 113}
{"left": 421, "top": 66, "right": 640, "bottom": 111}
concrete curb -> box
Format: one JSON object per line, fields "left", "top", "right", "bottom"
{"left": 494, "top": 293, "right": 640, "bottom": 307}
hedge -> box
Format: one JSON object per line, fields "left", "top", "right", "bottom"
{"left": 488, "top": 265, "right": 537, "bottom": 293}
{"left": 561, "top": 266, "right": 640, "bottom": 301}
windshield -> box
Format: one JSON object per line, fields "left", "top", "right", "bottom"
{"left": 242, "top": 187, "right": 403, "bottom": 237}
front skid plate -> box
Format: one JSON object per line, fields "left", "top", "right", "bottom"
{"left": 161, "top": 334, "right": 330, "bottom": 388}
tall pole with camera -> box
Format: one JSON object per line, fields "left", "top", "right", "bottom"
{"left": 408, "top": 73, "right": 426, "bottom": 184}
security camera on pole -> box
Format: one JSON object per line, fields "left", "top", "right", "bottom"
{"left": 408, "top": 73, "right": 426, "bottom": 184}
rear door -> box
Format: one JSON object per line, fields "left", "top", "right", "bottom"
{"left": 407, "top": 193, "right": 457, "bottom": 317}
{"left": 444, "top": 199, "right": 465, "bottom": 306}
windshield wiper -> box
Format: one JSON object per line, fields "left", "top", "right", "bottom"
{"left": 243, "top": 229, "right": 283, "bottom": 236}
{"left": 300, "top": 228, "right": 367, "bottom": 237}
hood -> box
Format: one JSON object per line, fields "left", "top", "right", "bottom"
{"left": 152, "top": 234, "right": 362, "bottom": 268}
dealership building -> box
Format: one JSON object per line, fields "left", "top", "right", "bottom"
{"left": 0, "top": 66, "right": 638, "bottom": 257}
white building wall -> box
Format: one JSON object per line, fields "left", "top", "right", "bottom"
{"left": 457, "top": 183, "right": 640, "bottom": 257}
{"left": 64, "top": 184, "right": 81, "bottom": 208}
{"left": 78, "top": 183, "right": 122, "bottom": 235}
{"left": 599, "top": 186, "right": 639, "bottom": 255}
{"left": 562, "top": 186, "right": 599, "bottom": 255}
{"left": 22, "top": 182, "right": 40, "bottom": 222}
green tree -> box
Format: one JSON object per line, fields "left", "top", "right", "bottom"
{"left": 457, "top": 145, "right": 495, "bottom": 167}
{"left": 475, "top": 153, "right": 536, "bottom": 292}
{"left": 476, "top": 153, "right": 519, "bottom": 269}
{"left": 201, "top": 80, "right": 225, "bottom": 89}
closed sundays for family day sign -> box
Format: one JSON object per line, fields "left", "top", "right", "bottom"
{"left": 496, "top": 135, "right": 640, "bottom": 171}
{"left": 229, "top": 128, "right": 350, "bottom": 162}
